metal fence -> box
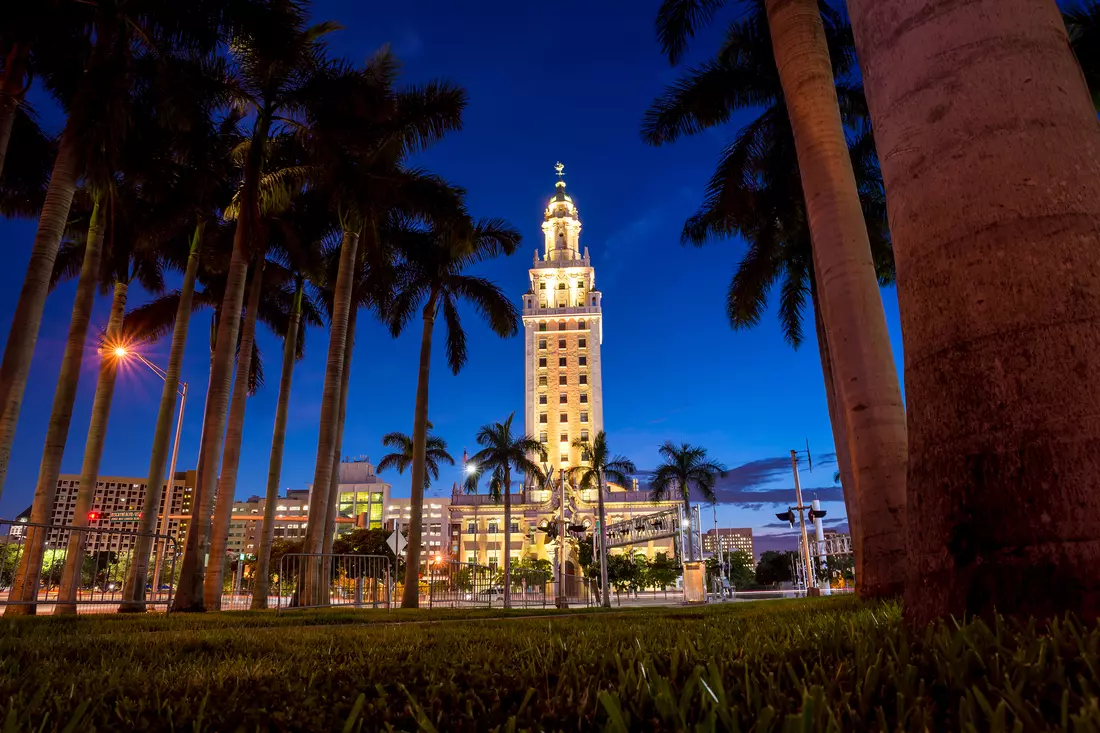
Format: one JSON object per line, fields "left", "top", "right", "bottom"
{"left": 0, "top": 519, "right": 177, "bottom": 614}
{"left": 424, "top": 562, "right": 596, "bottom": 609}
{"left": 548, "top": 573, "right": 596, "bottom": 608}
{"left": 276, "top": 553, "right": 392, "bottom": 612}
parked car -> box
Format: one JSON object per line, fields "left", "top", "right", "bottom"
{"left": 478, "top": 587, "right": 504, "bottom": 606}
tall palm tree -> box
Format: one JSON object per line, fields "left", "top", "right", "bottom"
{"left": 0, "top": 0, "right": 229, "bottom": 500}
{"left": 463, "top": 413, "right": 545, "bottom": 608}
{"left": 1066, "top": 1, "right": 1100, "bottom": 110}
{"left": 649, "top": 442, "right": 727, "bottom": 561}
{"left": 173, "top": 3, "right": 340, "bottom": 612}
{"left": 848, "top": 0, "right": 1100, "bottom": 622}
{"left": 391, "top": 217, "right": 521, "bottom": 608}
{"left": 649, "top": 0, "right": 907, "bottom": 597}
{"left": 567, "top": 431, "right": 636, "bottom": 608}
{"left": 378, "top": 421, "right": 455, "bottom": 489}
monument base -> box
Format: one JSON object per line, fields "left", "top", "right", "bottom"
{"left": 682, "top": 561, "right": 706, "bottom": 604}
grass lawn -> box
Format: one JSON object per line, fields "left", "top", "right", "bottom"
{"left": 1, "top": 596, "right": 1098, "bottom": 731}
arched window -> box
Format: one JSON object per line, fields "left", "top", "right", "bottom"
{"left": 578, "top": 320, "right": 586, "bottom": 329}
{"left": 558, "top": 320, "right": 566, "bottom": 331}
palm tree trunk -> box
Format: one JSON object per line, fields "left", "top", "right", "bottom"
{"left": 503, "top": 466, "right": 512, "bottom": 609}
{"left": 172, "top": 111, "right": 270, "bottom": 613}
{"left": 252, "top": 279, "right": 303, "bottom": 610}
{"left": 765, "top": 0, "right": 907, "bottom": 598}
{"left": 0, "top": 120, "right": 81, "bottom": 499}
{"left": 401, "top": 293, "right": 438, "bottom": 609}
{"left": 810, "top": 281, "right": 862, "bottom": 589}
{"left": 302, "top": 231, "right": 359, "bottom": 606}
{"left": 596, "top": 474, "right": 610, "bottom": 608}
{"left": 55, "top": 281, "right": 129, "bottom": 614}
{"left": 849, "top": 0, "right": 1100, "bottom": 623}
{"left": 120, "top": 222, "right": 204, "bottom": 612}
{"left": 322, "top": 304, "right": 358, "bottom": 557}
{"left": 204, "top": 262, "right": 264, "bottom": 609}
{"left": 5, "top": 196, "right": 106, "bottom": 616}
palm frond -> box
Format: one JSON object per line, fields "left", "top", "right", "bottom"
{"left": 655, "top": 0, "right": 728, "bottom": 65}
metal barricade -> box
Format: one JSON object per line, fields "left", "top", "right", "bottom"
{"left": 0, "top": 519, "right": 177, "bottom": 614}
{"left": 548, "top": 573, "right": 596, "bottom": 608}
{"left": 426, "top": 561, "right": 502, "bottom": 608}
{"left": 275, "top": 553, "right": 392, "bottom": 612}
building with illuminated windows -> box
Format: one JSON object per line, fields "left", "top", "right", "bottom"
{"left": 447, "top": 166, "right": 680, "bottom": 575}
{"left": 701, "top": 528, "right": 755, "bottom": 560}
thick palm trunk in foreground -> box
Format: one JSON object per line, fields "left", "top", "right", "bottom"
{"left": 6, "top": 198, "right": 106, "bottom": 616}
{"left": 0, "top": 123, "right": 81, "bottom": 499}
{"left": 55, "top": 281, "right": 129, "bottom": 614}
{"left": 121, "top": 223, "right": 204, "bottom": 611}
{"left": 401, "top": 295, "right": 438, "bottom": 609}
{"left": 301, "top": 232, "right": 359, "bottom": 606}
{"left": 765, "top": 0, "right": 907, "bottom": 597}
{"left": 0, "top": 43, "right": 27, "bottom": 180}
{"left": 811, "top": 283, "right": 862, "bottom": 588}
{"left": 252, "top": 281, "right": 303, "bottom": 609}
{"left": 503, "top": 468, "right": 512, "bottom": 608}
{"left": 323, "top": 305, "right": 358, "bottom": 556}
{"left": 849, "top": 0, "right": 1100, "bottom": 623}
{"left": 204, "top": 264, "right": 264, "bottom": 609}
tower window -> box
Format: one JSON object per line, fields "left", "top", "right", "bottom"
{"left": 539, "top": 432, "right": 547, "bottom": 443}
{"left": 539, "top": 358, "right": 547, "bottom": 368}
{"left": 539, "top": 413, "right": 547, "bottom": 424}
{"left": 578, "top": 320, "right": 586, "bottom": 328}
{"left": 578, "top": 356, "right": 587, "bottom": 366}
{"left": 559, "top": 413, "right": 568, "bottom": 422}
{"left": 560, "top": 433, "right": 568, "bottom": 443}
{"left": 580, "top": 393, "right": 588, "bottom": 404}
{"left": 560, "top": 454, "right": 568, "bottom": 464}
{"left": 576, "top": 280, "right": 584, "bottom": 289}
{"left": 539, "top": 395, "right": 547, "bottom": 405}
{"left": 539, "top": 376, "right": 547, "bottom": 386}
{"left": 580, "top": 412, "right": 589, "bottom": 423}
{"left": 559, "top": 376, "right": 567, "bottom": 385}
{"left": 581, "top": 430, "right": 589, "bottom": 442}
{"left": 592, "top": 297, "right": 597, "bottom": 305}
{"left": 558, "top": 339, "right": 566, "bottom": 349}
{"left": 559, "top": 357, "right": 567, "bottom": 367}
{"left": 558, "top": 282, "right": 566, "bottom": 290}
{"left": 578, "top": 338, "right": 586, "bottom": 348}
{"left": 558, "top": 320, "right": 566, "bottom": 330}
{"left": 539, "top": 339, "right": 546, "bottom": 349}
{"left": 560, "top": 394, "right": 567, "bottom": 404}
{"left": 539, "top": 282, "right": 546, "bottom": 290}
{"left": 539, "top": 323, "right": 546, "bottom": 332}
{"left": 579, "top": 374, "right": 588, "bottom": 385}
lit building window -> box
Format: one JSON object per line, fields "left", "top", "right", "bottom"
{"left": 558, "top": 339, "right": 566, "bottom": 348}
{"left": 580, "top": 412, "right": 588, "bottom": 423}
{"left": 578, "top": 338, "right": 586, "bottom": 348}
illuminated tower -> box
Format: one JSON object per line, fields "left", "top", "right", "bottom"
{"left": 522, "top": 163, "right": 604, "bottom": 470}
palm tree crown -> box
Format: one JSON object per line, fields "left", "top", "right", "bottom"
{"left": 378, "top": 421, "right": 454, "bottom": 489}
{"left": 463, "top": 413, "right": 547, "bottom": 499}
{"left": 649, "top": 441, "right": 727, "bottom": 505}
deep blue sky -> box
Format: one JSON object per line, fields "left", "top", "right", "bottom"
{"left": 0, "top": 0, "right": 904, "bottom": 554}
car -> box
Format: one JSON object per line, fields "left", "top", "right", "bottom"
{"left": 477, "top": 587, "right": 504, "bottom": 605}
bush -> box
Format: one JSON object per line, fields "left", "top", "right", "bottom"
{"left": 0, "top": 597, "right": 1098, "bottom": 731}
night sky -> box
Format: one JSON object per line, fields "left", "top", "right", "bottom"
{"left": 0, "top": 0, "right": 905, "bottom": 555}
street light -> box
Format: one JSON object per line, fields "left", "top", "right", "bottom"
{"left": 110, "top": 343, "right": 188, "bottom": 594}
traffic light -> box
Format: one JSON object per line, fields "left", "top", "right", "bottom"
{"left": 808, "top": 508, "right": 827, "bottom": 523}
{"left": 775, "top": 508, "right": 795, "bottom": 528}
{"left": 87, "top": 511, "right": 103, "bottom": 522}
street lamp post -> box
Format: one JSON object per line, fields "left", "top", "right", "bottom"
{"left": 116, "top": 347, "right": 187, "bottom": 596}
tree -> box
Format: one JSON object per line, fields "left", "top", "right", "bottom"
{"left": 568, "top": 431, "right": 637, "bottom": 608}
{"left": 848, "top": 0, "right": 1100, "bottom": 622}
{"left": 378, "top": 421, "right": 455, "bottom": 489}
{"left": 1066, "top": 1, "right": 1100, "bottom": 110}
{"left": 0, "top": 0, "right": 230, "bottom": 500}
{"left": 648, "top": 552, "right": 680, "bottom": 590}
{"left": 755, "top": 550, "right": 794, "bottom": 586}
{"left": 649, "top": 442, "right": 727, "bottom": 561}
{"left": 391, "top": 218, "right": 522, "bottom": 609}
{"left": 173, "top": 2, "right": 338, "bottom": 613}
{"left": 651, "top": 0, "right": 908, "bottom": 598}
{"left": 707, "top": 549, "right": 755, "bottom": 589}
{"left": 464, "top": 413, "right": 546, "bottom": 608}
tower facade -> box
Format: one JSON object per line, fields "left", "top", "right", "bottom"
{"left": 522, "top": 164, "right": 604, "bottom": 470}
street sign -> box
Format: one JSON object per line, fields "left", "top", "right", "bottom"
{"left": 386, "top": 532, "right": 407, "bottom": 555}
{"left": 111, "top": 511, "right": 141, "bottom": 521}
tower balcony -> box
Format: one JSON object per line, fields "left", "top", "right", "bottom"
{"left": 522, "top": 305, "right": 601, "bottom": 319}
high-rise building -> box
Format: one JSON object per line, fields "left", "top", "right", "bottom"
{"left": 521, "top": 163, "right": 604, "bottom": 470}
{"left": 702, "top": 528, "right": 755, "bottom": 559}
{"left": 227, "top": 488, "right": 311, "bottom": 556}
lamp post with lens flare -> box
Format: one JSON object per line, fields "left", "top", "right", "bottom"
{"left": 109, "top": 344, "right": 187, "bottom": 594}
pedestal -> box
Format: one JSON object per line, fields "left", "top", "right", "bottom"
{"left": 682, "top": 561, "right": 706, "bottom": 604}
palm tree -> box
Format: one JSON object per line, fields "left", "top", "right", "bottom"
{"left": 1066, "top": 1, "right": 1100, "bottom": 109}
{"left": 391, "top": 217, "right": 522, "bottom": 608}
{"left": 567, "top": 431, "right": 636, "bottom": 608}
{"left": 848, "top": 0, "right": 1100, "bottom": 622}
{"left": 0, "top": 0, "right": 229, "bottom": 500}
{"left": 173, "top": 2, "right": 340, "bottom": 612}
{"left": 463, "top": 413, "right": 546, "bottom": 608}
{"left": 378, "top": 422, "right": 455, "bottom": 489}
{"left": 649, "top": 442, "right": 727, "bottom": 562}
{"left": 649, "top": 0, "right": 907, "bottom": 597}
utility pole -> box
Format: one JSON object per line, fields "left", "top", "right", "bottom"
{"left": 776, "top": 449, "right": 816, "bottom": 593}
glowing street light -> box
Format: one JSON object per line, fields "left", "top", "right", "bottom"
{"left": 465, "top": 462, "right": 477, "bottom": 475}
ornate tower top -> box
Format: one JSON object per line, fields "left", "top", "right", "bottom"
{"left": 543, "top": 161, "right": 582, "bottom": 261}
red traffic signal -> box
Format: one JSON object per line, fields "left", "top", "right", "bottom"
{"left": 88, "top": 511, "right": 100, "bottom": 521}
